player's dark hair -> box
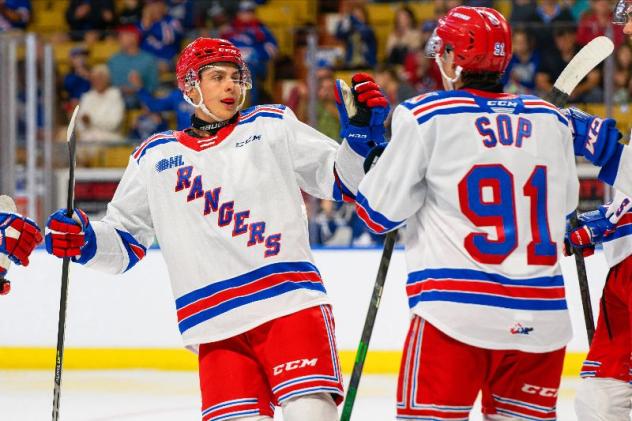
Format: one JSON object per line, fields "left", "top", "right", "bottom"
{"left": 460, "top": 71, "right": 503, "bottom": 92}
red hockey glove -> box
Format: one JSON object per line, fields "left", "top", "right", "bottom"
{"left": 45, "top": 208, "right": 96, "bottom": 262}
{"left": 0, "top": 211, "right": 43, "bottom": 266}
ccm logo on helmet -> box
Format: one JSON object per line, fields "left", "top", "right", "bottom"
{"left": 273, "top": 358, "right": 318, "bottom": 375}
{"left": 218, "top": 47, "right": 239, "bottom": 55}
{"left": 521, "top": 384, "right": 558, "bottom": 397}
{"left": 452, "top": 12, "right": 471, "bottom": 20}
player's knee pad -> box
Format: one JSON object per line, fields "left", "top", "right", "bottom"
{"left": 575, "top": 377, "right": 632, "bottom": 421}
{"left": 281, "top": 392, "right": 338, "bottom": 421}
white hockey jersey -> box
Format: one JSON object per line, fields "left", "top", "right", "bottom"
{"left": 356, "top": 89, "right": 579, "bottom": 352}
{"left": 81, "top": 105, "right": 365, "bottom": 347}
{"left": 602, "top": 189, "right": 632, "bottom": 268}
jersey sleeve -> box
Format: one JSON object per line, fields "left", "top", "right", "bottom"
{"left": 82, "top": 156, "right": 155, "bottom": 274}
{"left": 600, "top": 143, "right": 632, "bottom": 198}
{"left": 355, "top": 104, "right": 430, "bottom": 233}
{"left": 605, "top": 189, "right": 632, "bottom": 223}
{"left": 283, "top": 107, "right": 365, "bottom": 201}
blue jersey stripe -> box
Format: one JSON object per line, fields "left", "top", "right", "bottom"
{"left": 332, "top": 173, "right": 355, "bottom": 202}
{"left": 604, "top": 222, "right": 632, "bottom": 242}
{"left": 175, "top": 261, "right": 320, "bottom": 308}
{"left": 136, "top": 137, "right": 177, "bottom": 163}
{"left": 402, "top": 92, "right": 472, "bottom": 110}
{"left": 407, "top": 268, "right": 563, "bottom": 287}
{"left": 238, "top": 112, "right": 284, "bottom": 125}
{"left": 416, "top": 106, "right": 481, "bottom": 124}
{"left": 411, "top": 291, "right": 568, "bottom": 311}
{"left": 520, "top": 108, "right": 568, "bottom": 125}
{"left": 355, "top": 191, "right": 402, "bottom": 231}
{"left": 178, "top": 280, "right": 326, "bottom": 333}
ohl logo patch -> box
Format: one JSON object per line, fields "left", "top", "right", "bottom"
{"left": 156, "top": 155, "right": 184, "bottom": 173}
{"left": 510, "top": 323, "right": 534, "bottom": 335}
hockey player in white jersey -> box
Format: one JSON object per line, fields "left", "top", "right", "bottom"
{"left": 43, "top": 38, "right": 388, "bottom": 421}
{"left": 563, "top": 2, "right": 632, "bottom": 419}
{"left": 566, "top": 189, "right": 632, "bottom": 420}
{"left": 354, "top": 6, "right": 586, "bottom": 419}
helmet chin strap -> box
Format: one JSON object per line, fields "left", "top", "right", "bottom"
{"left": 183, "top": 83, "right": 249, "bottom": 123}
{"left": 435, "top": 55, "right": 463, "bottom": 91}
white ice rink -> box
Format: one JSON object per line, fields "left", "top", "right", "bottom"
{"left": 0, "top": 370, "right": 580, "bottom": 421}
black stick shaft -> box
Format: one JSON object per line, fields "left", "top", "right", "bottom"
{"left": 569, "top": 214, "right": 595, "bottom": 344}
{"left": 546, "top": 88, "right": 595, "bottom": 345}
{"left": 340, "top": 230, "right": 396, "bottom": 421}
{"left": 52, "top": 117, "right": 77, "bottom": 421}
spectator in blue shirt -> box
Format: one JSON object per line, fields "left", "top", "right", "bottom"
{"left": 221, "top": 0, "right": 278, "bottom": 105}
{"left": 128, "top": 70, "right": 193, "bottom": 130}
{"left": 129, "top": 107, "right": 168, "bottom": 142}
{"left": 62, "top": 46, "right": 91, "bottom": 116}
{"left": 0, "top": 0, "right": 30, "bottom": 31}
{"left": 108, "top": 24, "right": 159, "bottom": 108}
{"left": 139, "top": 0, "right": 183, "bottom": 72}
{"left": 167, "top": 0, "right": 193, "bottom": 29}
{"left": 501, "top": 28, "right": 541, "bottom": 94}
{"left": 335, "top": 4, "right": 377, "bottom": 69}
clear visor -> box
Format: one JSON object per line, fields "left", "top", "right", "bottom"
{"left": 425, "top": 29, "right": 443, "bottom": 58}
{"left": 613, "top": 0, "right": 632, "bottom": 25}
{"left": 192, "top": 63, "right": 253, "bottom": 90}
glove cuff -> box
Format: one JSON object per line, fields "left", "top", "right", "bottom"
{"left": 341, "top": 125, "right": 387, "bottom": 158}
{"left": 73, "top": 222, "right": 97, "bottom": 265}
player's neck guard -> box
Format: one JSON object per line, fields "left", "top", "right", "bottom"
{"left": 191, "top": 113, "right": 237, "bottom": 134}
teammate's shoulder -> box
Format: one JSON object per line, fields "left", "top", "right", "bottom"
{"left": 132, "top": 130, "right": 178, "bottom": 163}
{"left": 400, "top": 90, "right": 475, "bottom": 111}
{"left": 519, "top": 94, "right": 568, "bottom": 124}
{"left": 238, "top": 104, "right": 287, "bottom": 125}
{"left": 399, "top": 90, "right": 479, "bottom": 125}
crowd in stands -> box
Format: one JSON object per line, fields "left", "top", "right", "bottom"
{"left": 0, "top": 0, "right": 630, "bottom": 246}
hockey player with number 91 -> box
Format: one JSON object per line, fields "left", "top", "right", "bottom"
{"left": 43, "top": 38, "right": 389, "bottom": 420}
{"left": 354, "top": 6, "right": 590, "bottom": 420}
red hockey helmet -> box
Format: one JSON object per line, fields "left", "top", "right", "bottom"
{"left": 426, "top": 6, "right": 512, "bottom": 74}
{"left": 175, "top": 37, "right": 252, "bottom": 92}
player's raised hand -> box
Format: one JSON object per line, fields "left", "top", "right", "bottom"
{"left": 334, "top": 73, "right": 390, "bottom": 157}
{"left": 563, "top": 107, "right": 622, "bottom": 167}
{"left": 565, "top": 207, "right": 616, "bottom": 257}
{"left": 45, "top": 208, "right": 96, "bottom": 262}
{"left": 0, "top": 211, "right": 43, "bottom": 266}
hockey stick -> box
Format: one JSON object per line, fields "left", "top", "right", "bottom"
{"left": 0, "top": 195, "right": 18, "bottom": 295}
{"left": 546, "top": 35, "right": 614, "bottom": 345}
{"left": 340, "top": 230, "right": 395, "bottom": 421}
{"left": 52, "top": 105, "right": 79, "bottom": 421}
{"left": 336, "top": 75, "right": 396, "bottom": 421}
{"left": 340, "top": 36, "right": 614, "bottom": 420}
